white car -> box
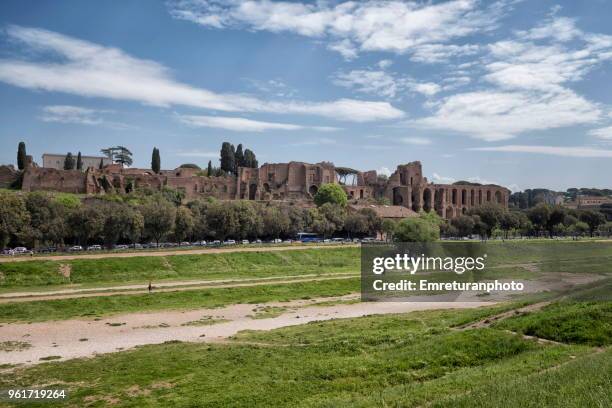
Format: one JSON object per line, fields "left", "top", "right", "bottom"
{"left": 224, "top": 240, "right": 236, "bottom": 245}
{"left": 87, "top": 245, "right": 102, "bottom": 251}
{"left": 68, "top": 245, "right": 83, "bottom": 252}
{"left": 273, "top": 238, "right": 282, "bottom": 244}
{"left": 241, "top": 240, "right": 249, "bottom": 244}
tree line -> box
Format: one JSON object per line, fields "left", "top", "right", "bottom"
{"left": 0, "top": 184, "right": 382, "bottom": 250}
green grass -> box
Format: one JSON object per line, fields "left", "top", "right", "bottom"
{"left": 0, "top": 247, "right": 360, "bottom": 291}
{"left": 0, "top": 278, "right": 360, "bottom": 323}
{"left": 495, "top": 301, "right": 612, "bottom": 346}
{"left": 0, "top": 306, "right": 602, "bottom": 408}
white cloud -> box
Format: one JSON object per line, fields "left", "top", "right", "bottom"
{"left": 517, "top": 16, "right": 581, "bottom": 42}
{"left": 176, "top": 114, "right": 340, "bottom": 132}
{"left": 0, "top": 25, "right": 404, "bottom": 122}
{"left": 40, "top": 105, "right": 131, "bottom": 129}
{"left": 588, "top": 126, "right": 612, "bottom": 140}
{"left": 168, "top": 0, "right": 513, "bottom": 59}
{"left": 414, "top": 89, "right": 601, "bottom": 141}
{"left": 432, "top": 172, "right": 455, "bottom": 183}
{"left": 401, "top": 137, "right": 431, "bottom": 145}
{"left": 377, "top": 166, "right": 392, "bottom": 176}
{"left": 410, "top": 43, "right": 480, "bottom": 63}
{"left": 333, "top": 69, "right": 440, "bottom": 98}
{"left": 377, "top": 59, "right": 393, "bottom": 69}
{"left": 469, "top": 145, "right": 612, "bottom": 158}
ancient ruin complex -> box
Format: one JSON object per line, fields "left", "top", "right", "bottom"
{"left": 6, "top": 159, "right": 509, "bottom": 220}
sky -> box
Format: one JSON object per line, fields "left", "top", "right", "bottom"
{"left": 1, "top": 0, "right": 611, "bottom": 192}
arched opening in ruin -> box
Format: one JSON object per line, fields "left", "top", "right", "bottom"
{"left": 411, "top": 190, "right": 419, "bottom": 212}
{"left": 392, "top": 187, "right": 403, "bottom": 205}
{"left": 470, "top": 190, "right": 475, "bottom": 206}
{"left": 452, "top": 189, "right": 457, "bottom": 205}
{"left": 434, "top": 189, "right": 444, "bottom": 216}
{"left": 495, "top": 190, "right": 502, "bottom": 203}
{"left": 263, "top": 183, "right": 271, "bottom": 193}
{"left": 446, "top": 206, "right": 454, "bottom": 218}
{"left": 423, "top": 188, "right": 432, "bottom": 212}
{"left": 479, "top": 190, "right": 483, "bottom": 204}
{"left": 462, "top": 207, "right": 467, "bottom": 214}
{"left": 249, "top": 184, "right": 257, "bottom": 200}
{"left": 487, "top": 190, "right": 491, "bottom": 202}
{"left": 461, "top": 189, "right": 467, "bottom": 206}
{"left": 308, "top": 185, "right": 318, "bottom": 196}
{"left": 359, "top": 189, "right": 364, "bottom": 199}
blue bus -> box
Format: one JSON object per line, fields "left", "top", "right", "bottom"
{"left": 296, "top": 232, "right": 321, "bottom": 243}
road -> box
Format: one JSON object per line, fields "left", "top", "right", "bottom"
{"left": 0, "top": 244, "right": 359, "bottom": 263}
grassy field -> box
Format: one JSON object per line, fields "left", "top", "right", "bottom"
{"left": 1, "top": 304, "right": 608, "bottom": 407}
{"left": 0, "top": 278, "right": 360, "bottom": 323}
{"left": 0, "top": 247, "right": 360, "bottom": 291}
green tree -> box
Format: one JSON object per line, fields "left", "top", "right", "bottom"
{"left": 261, "top": 206, "right": 289, "bottom": 239}
{"left": 527, "top": 203, "right": 551, "bottom": 237}
{"left": 469, "top": 203, "right": 503, "bottom": 238}
{"left": 220, "top": 142, "right": 235, "bottom": 174}
{"left": 151, "top": 147, "right": 161, "bottom": 174}
{"left": 0, "top": 192, "right": 30, "bottom": 248}
{"left": 579, "top": 210, "right": 606, "bottom": 237}
{"left": 500, "top": 212, "right": 520, "bottom": 239}
{"left": 319, "top": 203, "right": 346, "bottom": 235}
{"left": 17, "top": 141, "right": 27, "bottom": 170}
{"left": 381, "top": 219, "right": 396, "bottom": 242}
{"left": 67, "top": 205, "right": 105, "bottom": 246}
{"left": 25, "top": 192, "right": 68, "bottom": 247}
{"left": 451, "top": 215, "right": 475, "bottom": 237}
{"left": 101, "top": 146, "right": 133, "bottom": 167}
{"left": 344, "top": 212, "right": 368, "bottom": 238}
{"left": 174, "top": 206, "right": 195, "bottom": 242}
{"left": 207, "top": 160, "right": 213, "bottom": 177}
{"left": 244, "top": 149, "right": 258, "bottom": 168}
{"left": 234, "top": 144, "right": 244, "bottom": 171}
{"left": 393, "top": 217, "right": 439, "bottom": 242}
{"left": 314, "top": 184, "right": 348, "bottom": 207}
{"left": 76, "top": 151, "right": 83, "bottom": 170}
{"left": 63, "top": 152, "right": 75, "bottom": 170}
{"left": 141, "top": 197, "right": 176, "bottom": 246}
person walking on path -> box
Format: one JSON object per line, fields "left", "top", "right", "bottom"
{"left": 148, "top": 281, "right": 152, "bottom": 293}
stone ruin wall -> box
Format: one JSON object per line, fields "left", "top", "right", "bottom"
{"left": 18, "top": 160, "right": 509, "bottom": 220}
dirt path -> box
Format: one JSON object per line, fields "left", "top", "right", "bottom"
{"left": 0, "top": 274, "right": 359, "bottom": 304}
{"left": 0, "top": 244, "right": 358, "bottom": 263}
{"left": 0, "top": 297, "right": 493, "bottom": 367}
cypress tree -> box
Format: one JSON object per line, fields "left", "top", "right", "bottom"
{"left": 235, "top": 144, "right": 244, "bottom": 171}
{"left": 17, "top": 142, "right": 26, "bottom": 170}
{"left": 76, "top": 151, "right": 83, "bottom": 170}
{"left": 64, "top": 152, "right": 75, "bottom": 170}
{"left": 207, "top": 160, "right": 213, "bottom": 177}
{"left": 220, "top": 142, "right": 235, "bottom": 174}
{"left": 151, "top": 147, "right": 161, "bottom": 174}
{"left": 99, "top": 158, "right": 104, "bottom": 169}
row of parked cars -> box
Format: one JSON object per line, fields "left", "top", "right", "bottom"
{"left": 1, "top": 237, "right": 375, "bottom": 256}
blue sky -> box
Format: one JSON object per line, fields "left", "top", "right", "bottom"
{"left": 1, "top": 0, "right": 612, "bottom": 192}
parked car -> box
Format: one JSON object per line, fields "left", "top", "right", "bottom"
{"left": 114, "top": 244, "right": 129, "bottom": 250}
{"left": 255, "top": 239, "right": 262, "bottom": 244}
{"left": 68, "top": 245, "right": 83, "bottom": 252}
{"left": 272, "top": 238, "right": 282, "bottom": 244}
{"left": 2, "top": 249, "right": 15, "bottom": 256}
{"left": 180, "top": 241, "right": 191, "bottom": 246}
{"left": 38, "top": 246, "right": 57, "bottom": 253}
{"left": 211, "top": 240, "right": 221, "bottom": 246}
{"left": 223, "top": 240, "right": 236, "bottom": 245}
{"left": 241, "top": 240, "right": 249, "bottom": 244}
{"left": 87, "top": 245, "right": 102, "bottom": 251}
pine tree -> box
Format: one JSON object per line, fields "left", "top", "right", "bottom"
{"left": 64, "top": 152, "right": 75, "bottom": 170}
{"left": 99, "top": 158, "right": 104, "bottom": 169}
{"left": 17, "top": 142, "right": 27, "bottom": 170}
{"left": 76, "top": 152, "right": 83, "bottom": 170}
{"left": 207, "top": 160, "right": 213, "bottom": 177}
{"left": 220, "top": 142, "right": 235, "bottom": 174}
{"left": 151, "top": 147, "right": 161, "bottom": 174}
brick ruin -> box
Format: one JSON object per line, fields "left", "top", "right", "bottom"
{"left": 18, "top": 160, "right": 509, "bottom": 220}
